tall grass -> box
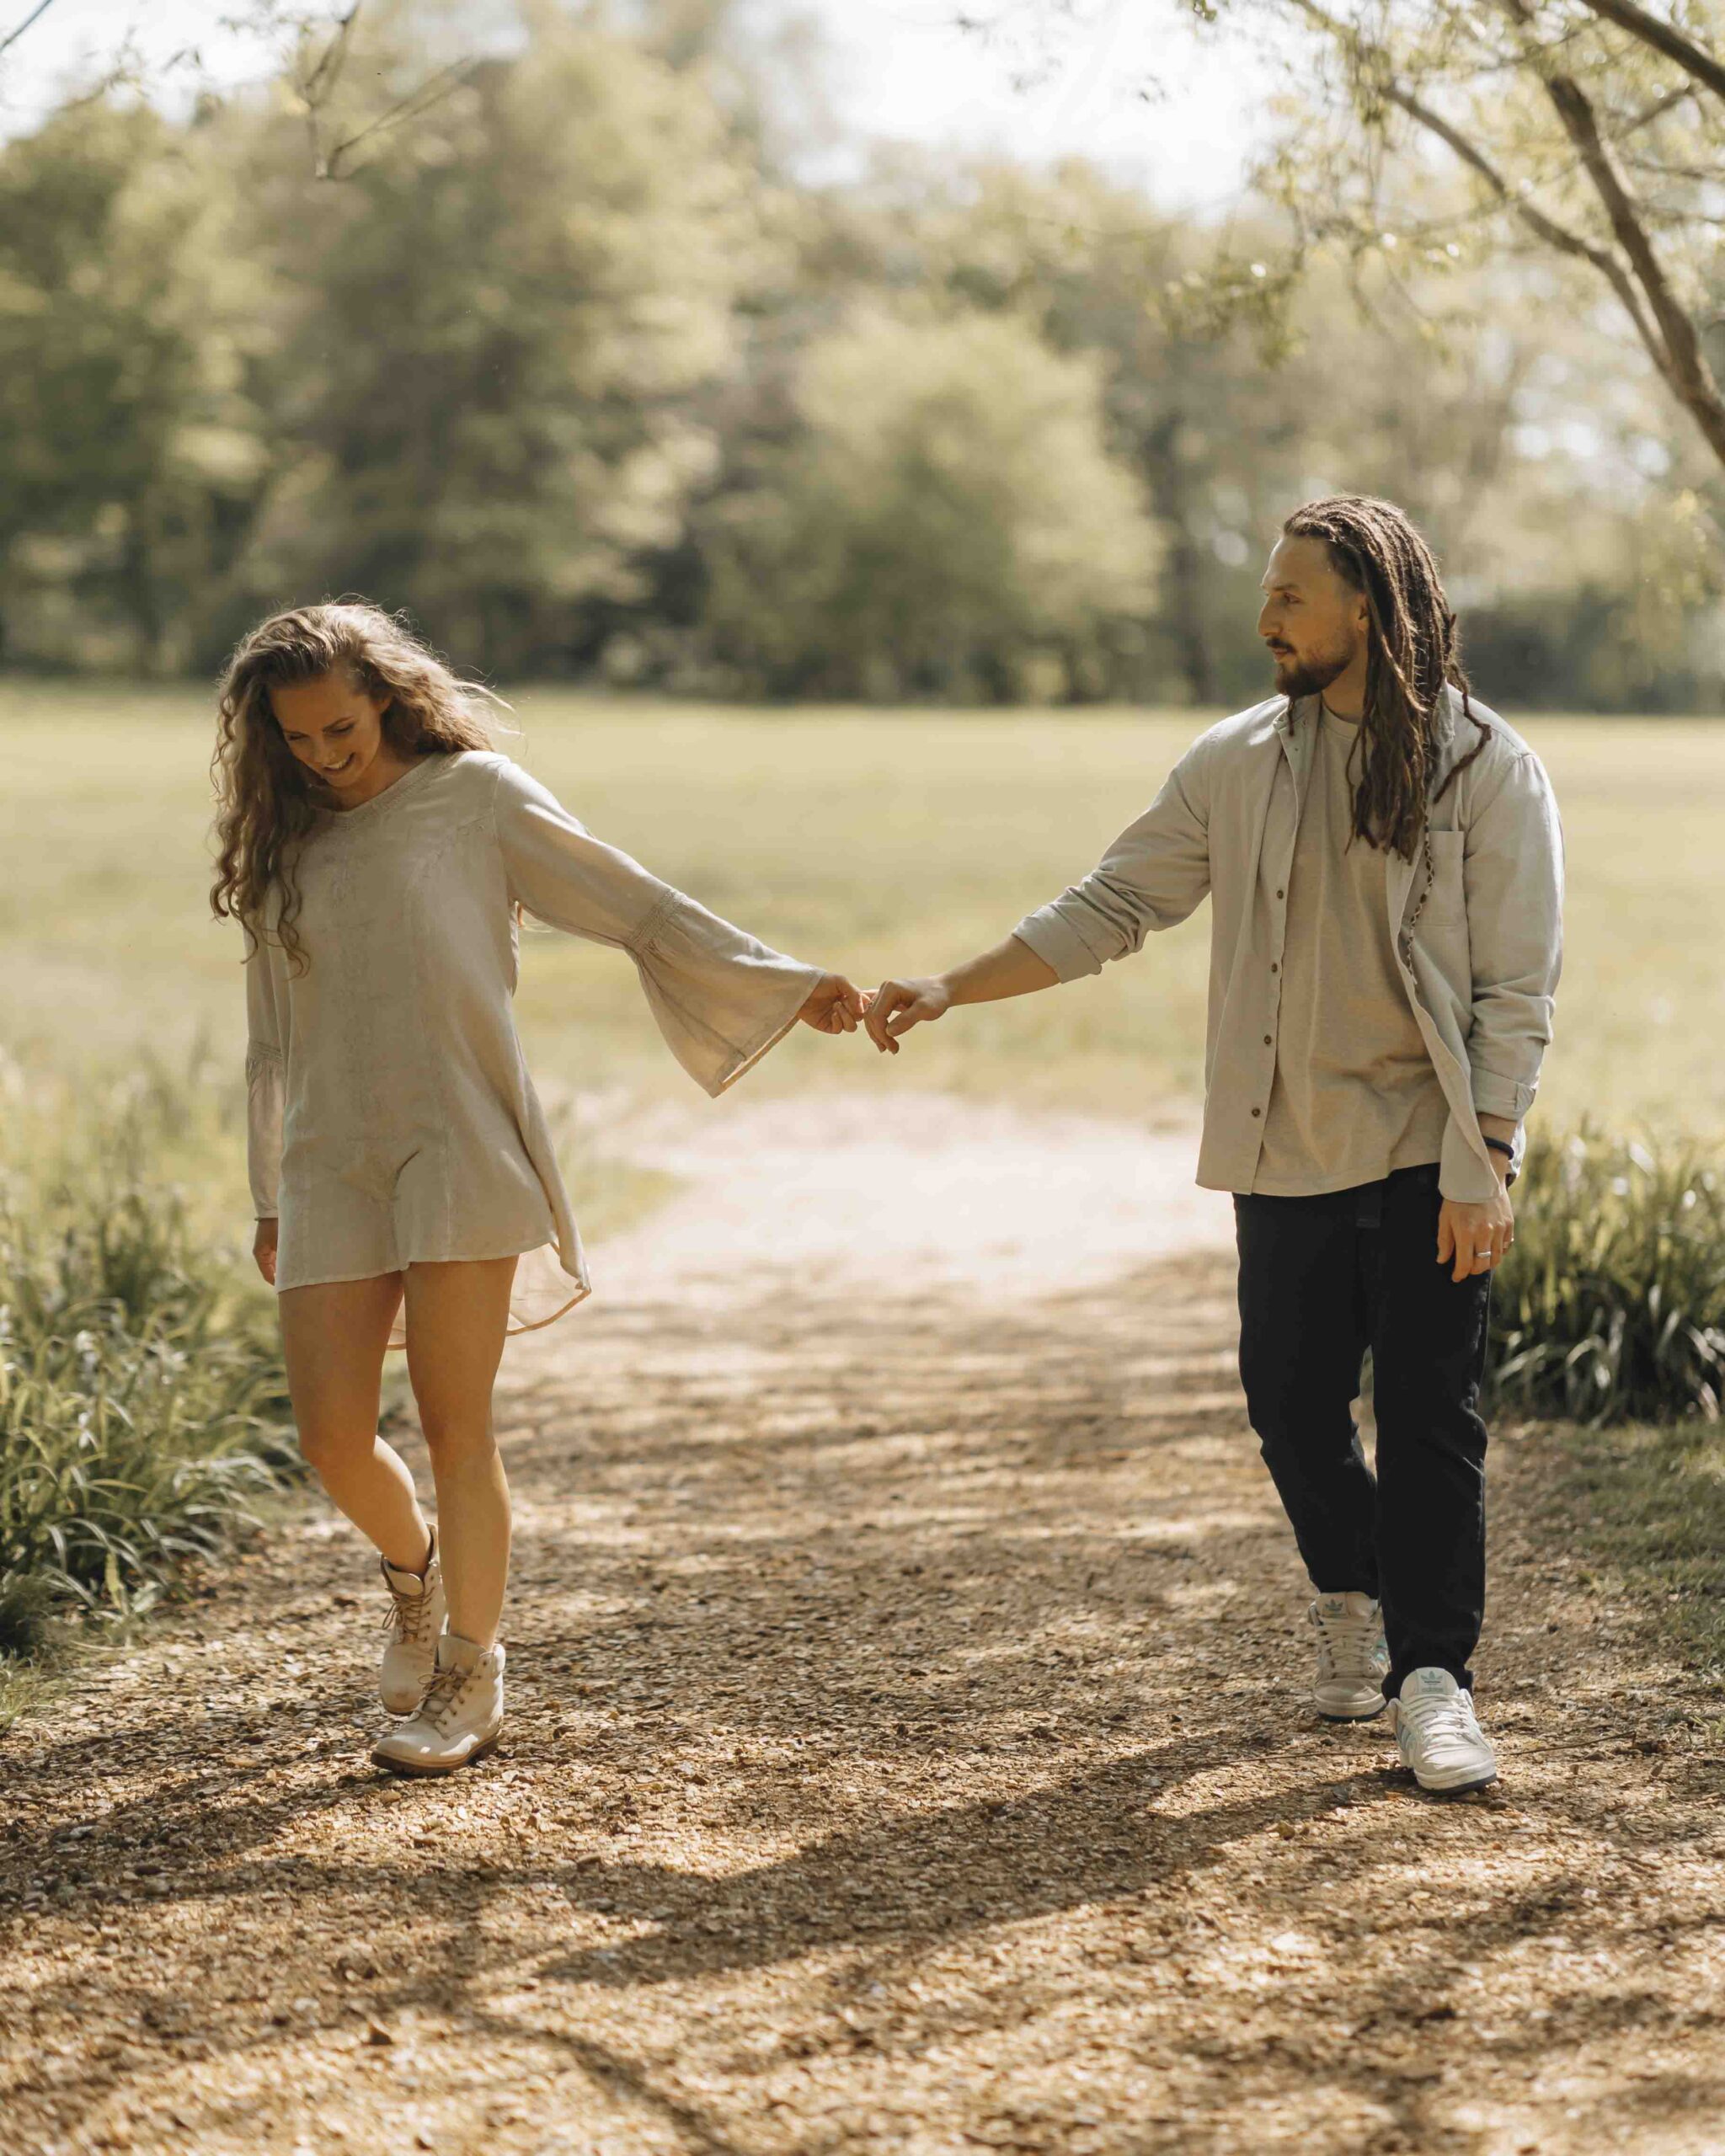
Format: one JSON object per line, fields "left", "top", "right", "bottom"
{"left": 0, "top": 1050, "right": 293, "bottom": 1660}
{"left": 1491, "top": 1125, "right": 1725, "bottom": 1426}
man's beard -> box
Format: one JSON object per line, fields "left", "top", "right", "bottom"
{"left": 1268, "top": 640, "right": 1354, "bottom": 702}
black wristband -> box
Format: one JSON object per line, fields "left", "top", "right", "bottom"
{"left": 1482, "top": 1136, "right": 1514, "bottom": 1161}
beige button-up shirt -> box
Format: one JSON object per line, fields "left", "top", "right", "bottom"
{"left": 1012, "top": 687, "right": 1564, "bottom": 1203}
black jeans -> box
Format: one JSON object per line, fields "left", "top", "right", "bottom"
{"left": 1232, "top": 1161, "right": 1493, "bottom": 1698}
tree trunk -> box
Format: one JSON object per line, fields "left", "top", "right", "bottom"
{"left": 1141, "top": 414, "right": 1217, "bottom": 706}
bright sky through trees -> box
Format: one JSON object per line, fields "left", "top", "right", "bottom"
{"left": 0, "top": 0, "right": 1268, "bottom": 201}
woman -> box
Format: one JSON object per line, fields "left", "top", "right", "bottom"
{"left": 211, "top": 602, "right": 864, "bottom": 1777}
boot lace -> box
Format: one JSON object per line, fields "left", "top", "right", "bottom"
{"left": 381, "top": 1566, "right": 438, "bottom": 1646}
{"left": 419, "top": 1658, "right": 475, "bottom": 1735}
{"left": 1311, "top": 1600, "right": 1385, "bottom": 1682}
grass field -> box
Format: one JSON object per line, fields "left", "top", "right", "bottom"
{"left": 4, "top": 687, "right": 1724, "bottom": 1721}
{"left": 2, "top": 684, "right": 1719, "bottom": 1140}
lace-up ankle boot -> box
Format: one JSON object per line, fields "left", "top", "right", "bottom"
{"left": 1310, "top": 1591, "right": 1390, "bottom": 1721}
{"left": 1389, "top": 1668, "right": 1498, "bottom": 1794}
{"left": 378, "top": 1527, "right": 444, "bottom": 1714}
{"left": 371, "top": 1631, "right": 505, "bottom": 1776}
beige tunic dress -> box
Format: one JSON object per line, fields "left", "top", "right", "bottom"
{"left": 243, "top": 749, "right": 821, "bottom": 1349}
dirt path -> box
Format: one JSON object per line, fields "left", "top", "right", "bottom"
{"left": 4, "top": 1093, "right": 1725, "bottom": 2156}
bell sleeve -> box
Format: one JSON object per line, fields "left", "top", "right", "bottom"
{"left": 491, "top": 757, "right": 823, "bottom": 1098}
{"left": 243, "top": 933, "right": 286, "bottom": 1220}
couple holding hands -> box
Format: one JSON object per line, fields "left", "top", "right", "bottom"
{"left": 216, "top": 494, "right": 1562, "bottom": 1796}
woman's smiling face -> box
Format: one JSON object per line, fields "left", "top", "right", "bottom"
{"left": 270, "top": 670, "right": 394, "bottom": 798}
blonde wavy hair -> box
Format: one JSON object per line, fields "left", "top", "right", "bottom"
{"left": 210, "top": 602, "right": 507, "bottom": 972}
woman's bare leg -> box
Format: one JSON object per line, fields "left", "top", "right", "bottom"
{"left": 401, "top": 1257, "right": 518, "bottom": 1649}
{"left": 278, "top": 1272, "right": 431, "bottom": 1574}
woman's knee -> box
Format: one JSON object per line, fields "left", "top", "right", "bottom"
{"left": 418, "top": 1412, "right": 499, "bottom": 1469}
{"left": 296, "top": 1419, "right": 373, "bottom": 1482}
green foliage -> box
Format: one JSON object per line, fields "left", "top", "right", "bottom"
{"left": 0, "top": 3, "right": 1720, "bottom": 705}
{"left": 0, "top": 101, "right": 268, "bottom": 673}
{"left": 218, "top": 4, "right": 766, "bottom": 677}
{"left": 1538, "top": 1417, "right": 1725, "bottom": 1680}
{"left": 697, "top": 307, "right": 1158, "bottom": 702}
{"left": 0, "top": 1056, "right": 293, "bottom": 1658}
{"left": 1490, "top": 1127, "right": 1725, "bottom": 1427}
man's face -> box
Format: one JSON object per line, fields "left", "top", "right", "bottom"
{"left": 1257, "top": 535, "right": 1368, "bottom": 700}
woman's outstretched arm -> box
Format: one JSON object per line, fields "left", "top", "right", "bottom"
{"left": 490, "top": 757, "right": 865, "bottom": 1094}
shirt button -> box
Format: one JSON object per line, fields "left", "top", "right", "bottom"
{"left": 1251, "top": 1107, "right": 1262, "bottom": 1118}
{"left": 1276, "top": 889, "right": 1285, "bottom": 899}
{"left": 1263, "top": 1035, "right": 1273, "bottom": 1046}
{"left": 1270, "top": 962, "right": 1279, "bottom": 974}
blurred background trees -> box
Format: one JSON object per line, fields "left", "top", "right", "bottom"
{"left": 0, "top": 0, "right": 1720, "bottom": 706}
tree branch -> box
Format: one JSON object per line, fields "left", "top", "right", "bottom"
{"left": 1537, "top": 59, "right": 1725, "bottom": 460}
{"left": 1578, "top": 0, "right": 1725, "bottom": 106}
{"left": 0, "top": 0, "right": 60, "bottom": 62}
{"left": 291, "top": 3, "right": 473, "bottom": 182}
{"left": 1283, "top": 0, "right": 1667, "bottom": 367}
{"left": 320, "top": 58, "right": 474, "bottom": 179}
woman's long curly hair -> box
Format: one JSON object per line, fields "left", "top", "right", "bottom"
{"left": 211, "top": 601, "right": 505, "bottom": 972}
{"left": 1281, "top": 495, "right": 1491, "bottom": 860}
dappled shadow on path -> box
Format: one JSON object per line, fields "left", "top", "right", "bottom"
{"left": 4, "top": 1248, "right": 1725, "bottom": 2155}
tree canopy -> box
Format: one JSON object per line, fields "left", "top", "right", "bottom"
{"left": 0, "top": 0, "right": 1719, "bottom": 707}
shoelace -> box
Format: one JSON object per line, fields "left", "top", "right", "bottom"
{"left": 1311, "top": 1602, "right": 1385, "bottom": 1681}
{"left": 419, "top": 1659, "right": 474, "bottom": 1736}
{"left": 1396, "top": 1689, "right": 1477, "bottom": 1749}
{"left": 380, "top": 1569, "right": 437, "bottom": 1644}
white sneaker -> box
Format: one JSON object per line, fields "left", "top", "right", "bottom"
{"left": 1389, "top": 1668, "right": 1499, "bottom": 1793}
{"left": 1311, "top": 1591, "right": 1389, "bottom": 1721}
{"left": 378, "top": 1528, "right": 445, "bottom": 1715}
{"left": 371, "top": 1631, "right": 504, "bottom": 1777}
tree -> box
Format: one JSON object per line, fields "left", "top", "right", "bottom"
{"left": 1010, "top": 2, "right": 1725, "bottom": 485}
{"left": 809, "top": 148, "right": 1719, "bottom": 705}
{"left": 695, "top": 305, "right": 1160, "bottom": 701}
{"left": 227, "top": 3, "right": 771, "bottom": 675}
{"left": 0, "top": 100, "right": 270, "bottom": 670}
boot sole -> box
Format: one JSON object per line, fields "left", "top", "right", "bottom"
{"left": 371, "top": 1732, "right": 501, "bottom": 1778}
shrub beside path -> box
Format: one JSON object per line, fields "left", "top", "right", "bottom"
{"left": 3, "top": 1092, "right": 1724, "bottom": 2156}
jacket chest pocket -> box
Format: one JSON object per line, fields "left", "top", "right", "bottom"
{"left": 1423, "top": 830, "right": 1467, "bottom": 927}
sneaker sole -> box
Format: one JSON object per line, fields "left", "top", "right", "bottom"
{"left": 1316, "top": 1699, "right": 1387, "bottom": 1722}
{"left": 370, "top": 1732, "right": 501, "bottom": 1778}
{"left": 1409, "top": 1765, "right": 1499, "bottom": 1796}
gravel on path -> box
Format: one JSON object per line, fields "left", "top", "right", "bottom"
{"left": 3, "top": 1093, "right": 1723, "bottom": 2156}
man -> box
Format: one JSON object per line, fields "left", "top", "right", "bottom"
{"left": 865, "top": 495, "right": 1563, "bottom": 1796}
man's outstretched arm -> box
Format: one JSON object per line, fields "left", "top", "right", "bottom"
{"left": 868, "top": 727, "right": 1217, "bottom": 1054}
{"left": 864, "top": 936, "right": 1058, "bottom": 1052}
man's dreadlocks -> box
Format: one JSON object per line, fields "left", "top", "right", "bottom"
{"left": 1281, "top": 494, "right": 1491, "bottom": 861}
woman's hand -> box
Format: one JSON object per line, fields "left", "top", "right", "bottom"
{"left": 797, "top": 974, "right": 871, "bottom": 1035}
{"left": 254, "top": 1217, "right": 279, "bottom": 1286}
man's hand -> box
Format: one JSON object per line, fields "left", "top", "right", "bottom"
{"left": 254, "top": 1217, "right": 279, "bottom": 1286}
{"left": 865, "top": 975, "right": 953, "bottom": 1054}
{"left": 797, "top": 973, "right": 870, "bottom": 1035}
{"left": 1436, "top": 1178, "right": 1514, "bottom": 1285}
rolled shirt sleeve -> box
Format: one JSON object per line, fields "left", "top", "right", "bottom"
{"left": 1462, "top": 747, "right": 1565, "bottom": 1126}
{"left": 491, "top": 760, "right": 823, "bottom": 1098}
{"left": 1012, "top": 736, "right": 1214, "bottom": 980}
{"left": 243, "top": 936, "right": 286, "bottom": 1219}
